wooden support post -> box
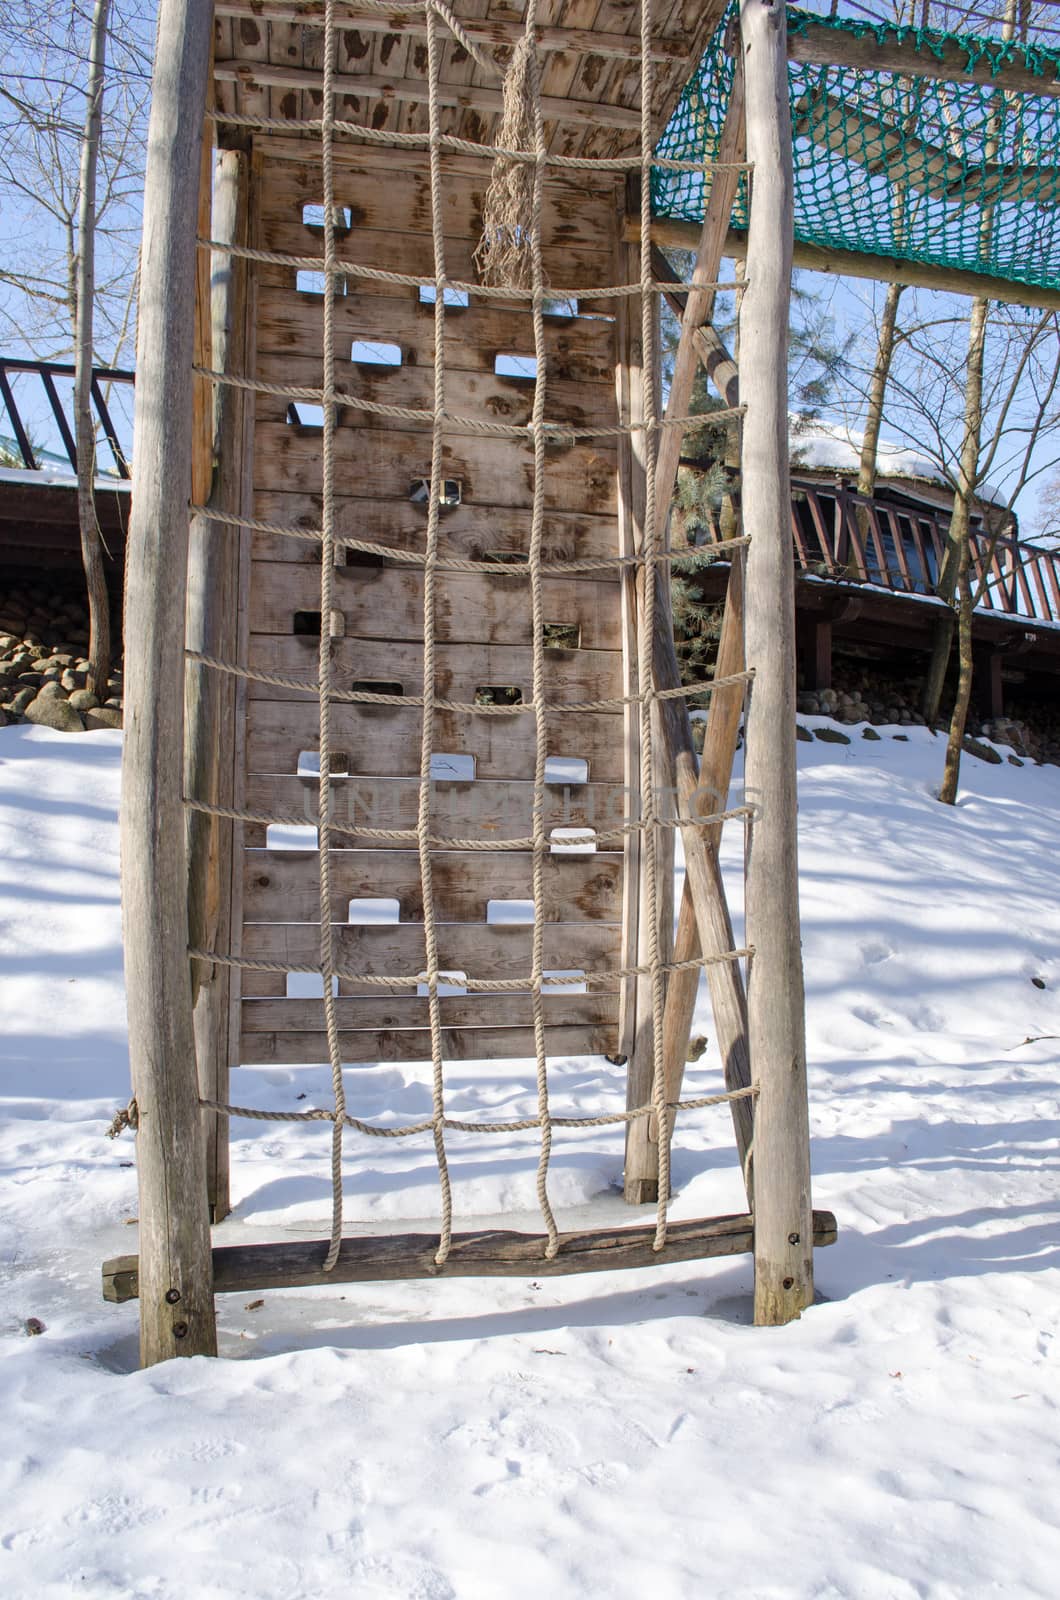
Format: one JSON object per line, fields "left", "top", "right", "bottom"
{"left": 740, "top": 0, "right": 814, "bottom": 1325}
{"left": 623, "top": 75, "right": 751, "bottom": 1203}
{"left": 122, "top": 0, "right": 217, "bottom": 1365}
{"left": 186, "top": 145, "right": 250, "bottom": 1225}
{"left": 656, "top": 555, "right": 754, "bottom": 1198}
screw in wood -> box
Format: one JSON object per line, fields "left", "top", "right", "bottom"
{"left": 782, "top": 1277, "right": 794, "bottom": 1290}
{"left": 172, "top": 1321, "right": 189, "bottom": 1339}
{"left": 165, "top": 1288, "right": 181, "bottom": 1304}
{"left": 787, "top": 1232, "right": 800, "bottom": 1245}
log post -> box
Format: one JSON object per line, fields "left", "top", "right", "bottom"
{"left": 740, "top": 0, "right": 814, "bottom": 1324}
{"left": 122, "top": 0, "right": 217, "bottom": 1365}
{"left": 186, "top": 145, "right": 250, "bottom": 1224}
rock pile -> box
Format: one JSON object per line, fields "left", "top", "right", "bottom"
{"left": 0, "top": 575, "right": 122, "bottom": 734}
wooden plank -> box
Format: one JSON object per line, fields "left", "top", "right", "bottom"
{"left": 244, "top": 699, "right": 626, "bottom": 784}
{"left": 213, "top": 58, "right": 643, "bottom": 128}
{"left": 241, "top": 773, "right": 631, "bottom": 847}
{"left": 258, "top": 214, "right": 610, "bottom": 297}
{"left": 252, "top": 351, "right": 617, "bottom": 433}
{"left": 238, "top": 1021, "right": 619, "bottom": 1063}
{"left": 213, "top": 4, "right": 690, "bottom": 65}
{"left": 787, "top": 14, "right": 1060, "bottom": 102}
{"left": 244, "top": 635, "right": 623, "bottom": 708}
{"left": 247, "top": 562, "right": 623, "bottom": 649}
{"left": 103, "top": 1208, "right": 840, "bottom": 1300}
{"left": 122, "top": 0, "right": 218, "bottom": 1367}
{"left": 253, "top": 285, "right": 618, "bottom": 365}
{"left": 247, "top": 491, "right": 619, "bottom": 563}
{"left": 243, "top": 846, "right": 623, "bottom": 924}
{"left": 240, "top": 919, "right": 623, "bottom": 986}
{"left": 256, "top": 155, "right": 617, "bottom": 256}
{"left": 252, "top": 423, "right": 618, "bottom": 517}
{"left": 740, "top": 0, "right": 813, "bottom": 1327}
{"left": 241, "top": 991, "right": 620, "bottom": 1032}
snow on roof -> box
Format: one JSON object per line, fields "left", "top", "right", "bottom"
{"left": 790, "top": 417, "right": 947, "bottom": 485}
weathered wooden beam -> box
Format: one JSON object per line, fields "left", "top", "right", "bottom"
{"left": 740, "top": 0, "right": 814, "bottom": 1327}
{"left": 623, "top": 73, "right": 750, "bottom": 1205}
{"left": 660, "top": 555, "right": 752, "bottom": 1191}
{"left": 633, "top": 216, "right": 1060, "bottom": 312}
{"left": 212, "top": 1, "right": 688, "bottom": 63}
{"left": 651, "top": 64, "right": 745, "bottom": 543}
{"left": 122, "top": 0, "right": 217, "bottom": 1366}
{"left": 103, "top": 1209, "right": 839, "bottom": 1300}
{"left": 212, "top": 60, "right": 642, "bottom": 128}
{"left": 787, "top": 13, "right": 1060, "bottom": 101}
{"left": 651, "top": 244, "right": 740, "bottom": 409}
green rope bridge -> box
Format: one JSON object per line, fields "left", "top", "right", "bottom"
{"left": 652, "top": 5, "right": 1060, "bottom": 297}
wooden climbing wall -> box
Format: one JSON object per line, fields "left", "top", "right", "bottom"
{"left": 230, "top": 137, "right": 639, "bottom": 1069}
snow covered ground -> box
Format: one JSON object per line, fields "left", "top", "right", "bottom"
{"left": 1, "top": 721, "right": 1058, "bottom": 1599}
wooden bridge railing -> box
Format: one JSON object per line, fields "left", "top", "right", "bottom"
{"left": 785, "top": 478, "right": 1060, "bottom": 627}
{"left": 0, "top": 357, "right": 134, "bottom": 479}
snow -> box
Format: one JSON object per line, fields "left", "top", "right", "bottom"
{"left": 2, "top": 721, "right": 1059, "bottom": 1598}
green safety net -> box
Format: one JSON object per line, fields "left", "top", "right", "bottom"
{"left": 652, "top": 5, "right": 1060, "bottom": 297}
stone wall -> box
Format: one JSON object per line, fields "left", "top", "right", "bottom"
{"left": 0, "top": 571, "right": 123, "bottom": 733}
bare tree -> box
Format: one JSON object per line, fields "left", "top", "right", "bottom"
{"left": 0, "top": 0, "right": 151, "bottom": 693}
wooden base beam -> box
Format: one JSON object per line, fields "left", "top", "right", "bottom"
{"left": 104, "top": 1210, "right": 838, "bottom": 1301}
{"left": 632, "top": 217, "right": 1060, "bottom": 313}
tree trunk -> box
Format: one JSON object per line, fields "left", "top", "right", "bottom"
{"left": 857, "top": 281, "right": 903, "bottom": 503}
{"left": 922, "top": 295, "right": 989, "bottom": 727}
{"left": 939, "top": 535, "right": 973, "bottom": 805}
{"left": 75, "top": 0, "right": 113, "bottom": 702}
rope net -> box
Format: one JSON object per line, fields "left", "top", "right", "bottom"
{"left": 189, "top": 0, "right": 756, "bottom": 1271}
{"left": 653, "top": 3, "right": 1060, "bottom": 297}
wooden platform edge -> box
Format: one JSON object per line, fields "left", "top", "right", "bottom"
{"left": 102, "top": 1210, "right": 838, "bottom": 1301}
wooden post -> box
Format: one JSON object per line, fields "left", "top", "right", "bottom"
{"left": 622, "top": 79, "right": 750, "bottom": 1202}
{"left": 186, "top": 145, "right": 250, "bottom": 1225}
{"left": 123, "top": 0, "right": 217, "bottom": 1365}
{"left": 656, "top": 554, "right": 754, "bottom": 1195}
{"left": 740, "top": 0, "right": 814, "bottom": 1325}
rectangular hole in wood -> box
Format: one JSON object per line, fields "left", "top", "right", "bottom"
{"left": 430, "top": 752, "right": 475, "bottom": 782}
{"left": 293, "top": 611, "right": 322, "bottom": 636}
{"left": 348, "top": 897, "right": 400, "bottom": 925}
{"left": 417, "top": 970, "right": 468, "bottom": 997}
{"left": 341, "top": 548, "right": 386, "bottom": 571}
{"left": 296, "top": 750, "right": 349, "bottom": 777}
{"left": 419, "top": 285, "right": 469, "bottom": 308}
{"left": 350, "top": 339, "right": 402, "bottom": 367}
{"left": 474, "top": 685, "right": 523, "bottom": 707}
{"left": 287, "top": 402, "right": 326, "bottom": 430}
{"left": 494, "top": 353, "right": 537, "bottom": 381}
{"left": 543, "top": 297, "right": 578, "bottom": 319}
{"left": 409, "top": 478, "right": 462, "bottom": 507}
{"left": 486, "top": 899, "right": 534, "bottom": 926}
{"left": 549, "top": 827, "right": 597, "bottom": 855}
{"left": 265, "top": 823, "right": 319, "bottom": 850}
{"left": 544, "top": 755, "right": 589, "bottom": 785}
{"left": 286, "top": 972, "right": 340, "bottom": 998}
{"left": 542, "top": 969, "right": 587, "bottom": 994}
{"left": 296, "top": 270, "right": 345, "bottom": 296}
{"left": 543, "top": 622, "right": 581, "bottom": 650}
{"left": 350, "top": 680, "right": 403, "bottom": 698}
{"left": 302, "top": 203, "right": 351, "bottom": 232}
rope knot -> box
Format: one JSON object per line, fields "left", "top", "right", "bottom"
{"left": 106, "top": 1098, "right": 139, "bottom": 1139}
